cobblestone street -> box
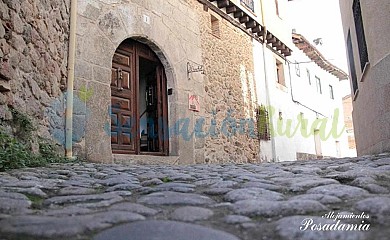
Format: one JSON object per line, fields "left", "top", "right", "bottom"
{"left": 0, "top": 155, "right": 389, "bottom": 240}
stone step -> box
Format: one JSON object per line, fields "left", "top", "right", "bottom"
{"left": 113, "top": 154, "right": 180, "bottom": 165}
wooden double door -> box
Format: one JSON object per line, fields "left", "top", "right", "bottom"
{"left": 111, "top": 39, "right": 168, "bottom": 155}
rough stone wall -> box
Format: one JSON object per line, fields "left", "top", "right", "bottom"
{"left": 0, "top": 0, "right": 70, "bottom": 146}
{"left": 192, "top": 1, "right": 260, "bottom": 163}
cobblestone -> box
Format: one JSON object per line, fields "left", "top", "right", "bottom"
{"left": 224, "top": 215, "right": 252, "bottom": 224}
{"left": 306, "top": 184, "right": 370, "bottom": 200}
{"left": 93, "top": 220, "right": 240, "bottom": 240}
{"left": 231, "top": 200, "right": 327, "bottom": 217}
{"left": 171, "top": 206, "right": 214, "bottom": 222}
{"left": 0, "top": 155, "right": 389, "bottom": 239}
{"left": 138, "top": 191, "right": 215, "bottom": 206}
{"left": 225, "top": 188, "right": 285, "bottom": 202}
{"left": 354, "top": 197, "right": 390, "bottom": 224}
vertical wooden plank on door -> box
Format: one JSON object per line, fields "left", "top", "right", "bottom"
{"left": 111, "top": 41, "right": 136, "bottom": 154}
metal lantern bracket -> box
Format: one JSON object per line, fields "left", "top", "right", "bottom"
{"left": 187, "top": 61, "right": 205, "bottom": 80}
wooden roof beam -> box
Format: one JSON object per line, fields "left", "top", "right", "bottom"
{"left": 239, "top": 15, "right": 250, "bottom": 23}
{"left": 217, "top": 0, "right": 230, "bottom": 8}
{"left": 251, "top": 25, "right": 262, "bottom": 33}
{"left": 234, "top": 11, "right": 244, "bottom": 18}
{"left": 226, "top": 6, "right": 237, "bottom": 14}
{"left": 257, "top": 30, "right": 265, "bottom": 38}
{"left": 245, "top": 20, "right": 256, "bottom": 29}
{"left": 282, "top": 48, "right": 292, "bottom": 56}
{"left": 266, "top": 32, "right": 273, "bottom": 40}
{"left": 268, "top": 37, "right": 277, "bottom": 44}
{"left": 274, "top": 40, "right": 283, "bottom": 49}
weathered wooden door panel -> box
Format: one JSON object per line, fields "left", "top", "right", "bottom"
{"left": 156, "top": 65, "right": 169, "bottom": 155}
{"left": 111, "top": 45, "right": 136, "bottom": 154}
{"left": 111, "top": 39, "right": 169, "bottom": 155}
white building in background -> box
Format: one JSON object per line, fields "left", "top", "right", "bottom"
{"left": 254, "top": 31, "right": 351, "bottom": 162}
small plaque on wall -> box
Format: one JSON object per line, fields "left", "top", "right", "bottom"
{"left": 188, "top": 93, "right": 200, "bottom": 112}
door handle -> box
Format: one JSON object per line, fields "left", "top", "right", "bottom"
{"left": 117, "top": 68, "right": 123, "bottom": 91}
{"left": 117, "top": 68, "right": 123, "bottom": 80}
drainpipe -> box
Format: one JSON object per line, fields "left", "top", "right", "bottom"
{"left": 65, "top": 0, "right": 78, "bottom": 159}
{"left": 259, "top": 0, "right": 277, "bottom": 161}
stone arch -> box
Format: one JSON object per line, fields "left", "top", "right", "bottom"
{"left": 79, "top": 35, "right": 181, "bottom": 162}
{"left": 116, "top": 35, "right": 177, "bottom": 101}
{"left": 108, "top": 36, "right": 179, "bottom": 157}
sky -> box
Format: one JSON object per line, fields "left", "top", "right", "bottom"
{"left": 286, "top": 0, "right": 352, "bottom": 97}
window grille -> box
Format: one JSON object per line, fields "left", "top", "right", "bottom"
{"left": 257, "top": 105, "right": 271, "bottom": 140}
{"left": 329, "top": 85, "right": 334, "bottom": 99}
{"left": 306, "top": 69, "right": 311, "bottom": 85}
{"left": 276, "top": 59, "right": 285, "bottom": 86}
{"left": 315, "top": 76, "right": 322, "bottom": 94}
{"left": 295, "top": 61, "right": 300, "bottom": 77}
{"left": 347, "top": 30, "right": 359, "bottom": 95}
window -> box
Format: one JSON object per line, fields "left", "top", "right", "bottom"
{"left": 347, "top": 30, "right": 359, "bottom": 95}
{"left": 276, "top": 59, "right": 285, "bottom": 86}
{"left": 240, "top": 0, "right": 254, "bottom": 12}
{"left": 257, "top": 105, "right": 270, "bottom": 140}
{"left": 352, "top": 0, "right": 369, "bottom": 71}
{"left": 275, "top": 0, "right": 279, "bottom": 16}
{"left": 329, "top": 85, "right": 334, "bottom": 99}
{"left": 306, "top": 69, "right": 311, "bottom": 85}
{"left": 295, "top": 61, "right": 300, "bottom": 77}
{"left": 315, "top": 76, "right": 322, "bottom": 94}
{"left": 210, "top": 15, "right": 220, "bottom": 38}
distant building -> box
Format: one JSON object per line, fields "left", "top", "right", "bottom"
{"left": 342, "top": 95, "right": 357, "bottom": 156}
{"left": 257, "top": 31, "right": 350, "bottom": 162}
{"left": 339, "top": 0, "right": 390, "bottom": 155}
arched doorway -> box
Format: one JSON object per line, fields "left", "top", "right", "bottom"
{"left": 111, "top": 39, "right": 169, "bottom": 156}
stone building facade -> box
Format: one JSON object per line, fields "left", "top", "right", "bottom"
{"left": 195, "top": 2, "right": 259, "bottom": 163}
{"left": 73, "top": 0, "right": 205, "bottom": 163}
{"left": 339, "top": 0, "right": 390, "bottom": 155}
{"left": 74, "top": 0, "right": 270, "bottom": 163}
{"left": 0, "top": 0, "right": 70, "bottom": 147}
{"left": 1, "top": 0, "right": 292, "bottom": 164}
